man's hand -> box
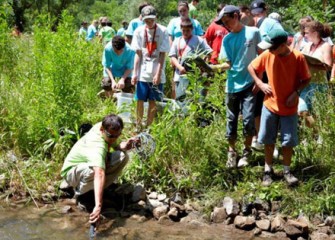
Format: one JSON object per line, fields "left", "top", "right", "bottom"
{"left": 259, "top": 83, "right": 272, "bottom": 95}
{"left": 111, "top": 81, "right": 117, "bottom": 91}
{"left": 117, "top": 78, "right": 125, "bottom": 89}
{"left": 89, "top": 205, "right": 101, "bottom": 223}
{"left": 131, "top": 76, "right": 138, "bottom": 86}
{"left": 119, "top": 137, "right": 140, "bottom": 151}
{"left": 179, "top": 66, "right": 186, "bottom": 75}
{"left": 286, "top": 91, "right": 299, "bottom": 108}
{"left": 153, "top": 74, "right": 161, "bottom": 85}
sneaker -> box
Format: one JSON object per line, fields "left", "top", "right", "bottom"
{"left": 251, "top": 139, "right": 264, "bottom": 151}
{"left": 226, "top": 151, "right": 237, "bottom": 168}
{"left": 238, "top": 149, "right": 252, "bottom": 167}
{"left": 262, "top": 171, "right": 274, "bottom": 187}
{"left": 284, "top": 171, "right": 299, "bottom": 186}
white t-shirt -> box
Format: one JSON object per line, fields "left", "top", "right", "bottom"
{"left": 131, "top": 23, "right": 170, "bottom": 83}
{"left": 169, "top": 35, "right": 212, "bottom": 82}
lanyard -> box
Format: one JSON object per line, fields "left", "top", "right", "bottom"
{"left": 309, "top": 40, "right": 323, "bottom": 55}
{"left": 145, "top": 24, "right": 157, "bottom": 57}
{"left": 178, "top": 36, "right": 192, "bottom": 58}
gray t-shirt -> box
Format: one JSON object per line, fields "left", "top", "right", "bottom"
{"left": 169, "top": 35, "right": 212, "bottom": 82}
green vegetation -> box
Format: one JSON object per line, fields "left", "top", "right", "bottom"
{"left": 0, "top": 1, "right": 334, "bottom": 219}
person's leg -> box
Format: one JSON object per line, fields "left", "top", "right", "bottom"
{"left": 147, "top": 83, "right": 163, "bottom": 126}
{"left": 225, "top": 92, "right": 241, "bottom": 167}
{"left": 147, "top": 100, "right": 157, "bottom": 126}
{"left": 65, "top": 164, "right": 95, "bottom": 197}
{"left": 137, "top": 100, "right": 144, "bottom": 127}
{"left": 105, "top": 151, "right": 129, "bottom": 187}
{"left": 258, "top": 106, "right": 279, "bottom": 186}
{"left": 238, "top": 86, "right": 256, "bottom": 167}
{"left": 280, "top": 113, "right": 299, "bottom": 186}
{"left": 135, "top": 82, "right": 149, "bottom": 129}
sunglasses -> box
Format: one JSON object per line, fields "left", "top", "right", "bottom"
{"left": 104, "top": 129, "right": 121, "bottom": 139}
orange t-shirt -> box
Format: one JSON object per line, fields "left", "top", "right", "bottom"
{"left": 251, "top": 49, "right": 311, "bottom": 116}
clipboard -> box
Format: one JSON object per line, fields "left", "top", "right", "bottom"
{"left": 303, "top": 54, "right": 332, "bottom": 71}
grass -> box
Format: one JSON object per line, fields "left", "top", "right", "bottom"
{"left": 0, "top": 11, "right": 334, "bottom": 219}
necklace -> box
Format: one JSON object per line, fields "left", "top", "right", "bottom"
{"left": 309, "top": 40, "right": 323, "bottom": 55}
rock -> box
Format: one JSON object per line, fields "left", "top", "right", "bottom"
{"left": 59, "top": 205, "right": 72, "bottom": 214}
{"left": 274, "top": 231, "right": 288, "bottom": 238}
{"left": 254, "top": 198, "right": 270, "bottom": 212}
{"left": 115, "top": 184, "right": 134, "bottom": 195}
{"left": 259, "top": 212, "right": 268, "bottom": 220}
{"left": 297, "top": 237, "right": 308, "bottom": 240}
{"left": 138, "top": 200, "right": 146, "bottom": 207}
{"left": 158, "top": 215, "right": 173, "bottom": 225}
{"left": 188, "top": 201, "right": 201, "bottom": 211}
{"left": 148, "top": 199, "right": 163, "bottom": 209}
{"left": 170, "top": 201, "right": 186, "bottom": 212}
{"left": 287, "top": 219, "right": 309, "bottom": 234}
{"left": 47, "top": 185, "right": 55, "bottom": 193}
{"left": 188, "top": 220, "right": 205, "bottom": 228}
{"left": 271, "top": 215, "right": 285, "bottom": 232}
{"left": 222, "top": 197, "right": 240, "bottom": 217}
{"left": 310, "top": 232, "right": 330, "bottom": 240}
{"left": 172, "top": 192, "right": 183, "bottom": 204}
{"left": 148, "top": 192, "right": 158, "bottom": 199}
{"left": 157, "top": 193, "right": 167, "bottom": 202}
{"left": 312, "top": 215, "right": 324, "bottom": 226}
{"left": 234, "top": 216, "right": 256, "bottom": 230}
{"left": 130, "top": 214, "right": 147, "bottom": 222}
{"left": 153, "top": 205, "right": 168, "bottom": 220}
{"left": 284, "top": 224, "right": 303, "bottom": 237}
{"left": 256, "top": 219, "right": 271, "bottom": 231}
{"left": 184, "top": 203, "right": 194, "bottom": 213}
{"left": 168, "top": 207, "right": 178, "bottom": 218}
{"left": 254, "top": 228, "right": 262, "bottom": 236}
{"left": 180, "top": 211, "right": 202, "bottom": 224}
{"left": 330, "top": 234, "right": 335, "bottom": 240}
{"left": 317, "top": 226, "right": 332, "bottom": 235}
{"left": 325, "top": 216, "right": 335, "bottom": 227}
{"left": 271, "top": 201, "right": 281, "bottom": 213}
{"left": 211, "top": 207, "right": 227, "bottom": 223}
{"left": 132, "top": 185, "right": 146, "bottom": 202}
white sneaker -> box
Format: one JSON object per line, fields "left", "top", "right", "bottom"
{"left": 226, "top": 151, "right": 237, "bottom": 168}
{"left": 238, "top": 149, "right": 252, "bottom": 168}
{"left": 251, "top": 139, "right": 264, "bottom": 151}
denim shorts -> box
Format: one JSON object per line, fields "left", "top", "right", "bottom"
{"left": 258, "top": 106, "right": 298, "bottom": 147}
{"left": 298, "top": 83, "right": 327, "bottom": 113}
{"left": 135, "top": 81, "right": 163, "bottom": 101}
{"left": 226, "top": 85, "right": 256, "bottom": 140}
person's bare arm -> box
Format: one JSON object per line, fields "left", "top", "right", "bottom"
{"left": 89, "top": 167, "right": 105, "bottom": 223}
{"left": 131, "top": 50, "right": 142, "bottom": 85}
{"left": 286, "top": 77, "right": 311, "bottom": 107}
{"left": 106, "top": 68, "right": 117, "bottom": 90}
{"left": 211, "top": 61, "right": 231, "bottom": 72}
{"left": 153, "top": 52, "right": 166, "bottom": 85}
{"left": 170, "top": 56, "right": 186, "bottom": 75}
{"left": 118, "top": 69, "right": 132, "bottom": 89}
{"left": 248, "top": 64, "right": 272, "bottom": 95}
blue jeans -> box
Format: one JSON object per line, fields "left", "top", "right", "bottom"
{"left": 226, "top": 85, "right": 256, "bottom": 140}
{"left": 258, "top": 106, "right": 298, "bottom": 147}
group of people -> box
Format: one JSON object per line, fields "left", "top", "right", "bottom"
{"left": 61, "top": 0, "right": 334, "bottom": 224}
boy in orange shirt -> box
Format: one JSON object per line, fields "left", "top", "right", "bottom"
{"left": 248, "top": 29, "right": 311, "bottom": 186}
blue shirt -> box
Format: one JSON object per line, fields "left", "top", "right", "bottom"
{"left": 258, "top": 17, "right": 283, "bottom": 40}
{"left": 220, "top": 26, "right": 261, "bottom": 93}
{"left": 102, "top": 42, "right": 135, "bottom": 78}
{"left": 125, "top": 18, "right": 144, "bottom": 37}
{"left": 86, "top": 24, "right": 97, "bottom": 41}
{"left": 167, "top": 17, "right": 203, "bottom": 41}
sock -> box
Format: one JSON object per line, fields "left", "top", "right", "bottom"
{"left": 283, "top": 165, "right": 290, "bottom": 173}
{"left": 264, "top": 163, "right": 272, "bottom": 172}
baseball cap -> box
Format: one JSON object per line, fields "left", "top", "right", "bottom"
{"left": 258, "top": 29, "right": 288, "bottom": 50}
{"left": 141, "top": 5, "right": 156, "bottom": 20}
{"left": 215, "top": 5, "right": 240, "bottom": 24}
{"left": 250, "top": 0, "right": 266, "bottom": 15}
{"left": 268, "top": 12, "right": 282, "bottom": 23}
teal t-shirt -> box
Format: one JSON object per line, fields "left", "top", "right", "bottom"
{"left": 167, "top": 17, "right": 203, "bottom": 41}
{"left": 86, "top": 24, "right": 97, "bottom": 41}
{"left": 117, "top": 27, "right": 126, "bottom": 37}
{"left": 61, "top": 123, "right": 107, "bottom": 177}
{"left": 102, "top": 42, "right": 135, "bottom": 78}
{"left": 125, "top": 18, "right": 144, "bottom": 37}
{"left": 220, "top": 26, "right": 261, "bottom": 93}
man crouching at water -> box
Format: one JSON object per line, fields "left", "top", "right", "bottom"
{"left": 60, "top": 114, "right": 137, "bottom": 223}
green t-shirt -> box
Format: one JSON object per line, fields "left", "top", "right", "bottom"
{"left": 99, "top": 26, "right": 116, "bottom": 44}
{"left": 189, "top": 3, "right": 198, "bottom": 19}
{"left": 61, "top": 123, "right": 107, "bottom": 177}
